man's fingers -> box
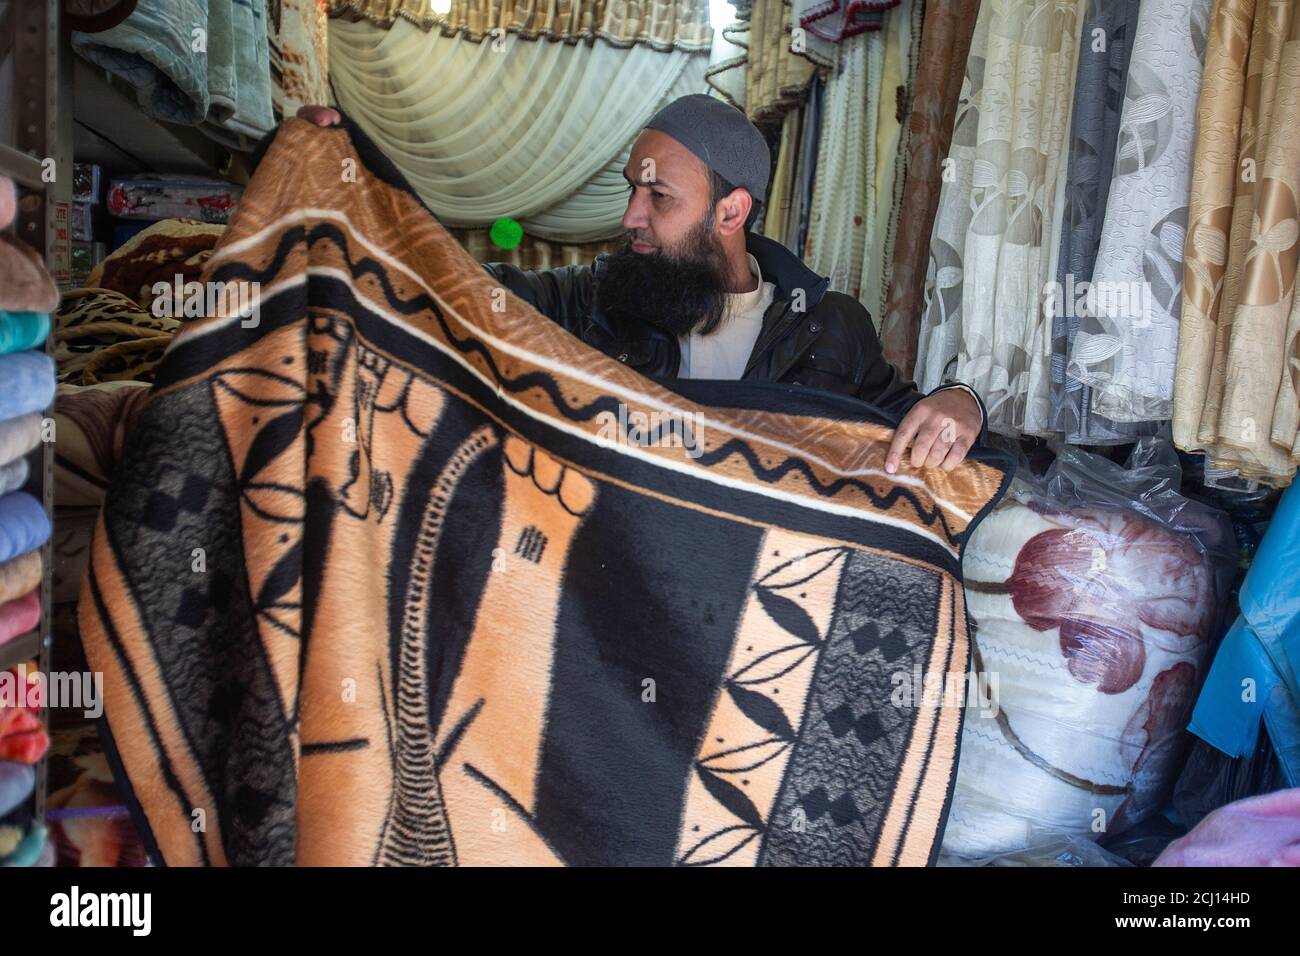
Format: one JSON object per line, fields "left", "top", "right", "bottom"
{"left": 910, "top": 420, "right": 946, "bottom": 469}
{"left": 296, "top": 105, "right": 342, "bottom": 126}
{"left": 923, "top": 428, "right": 952, "bottom": 469}
{"left": 886, "top": 412, "right": 924, "bottom": 473}
{"left": 940, "top": 435, "right": 974, "bottom": 472}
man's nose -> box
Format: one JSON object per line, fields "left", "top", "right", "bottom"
{"left": 623, "top": 190, "right": 649, "bottom": 232}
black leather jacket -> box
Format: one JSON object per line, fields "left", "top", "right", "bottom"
{"left": 484, "top": 230, "right": 980, "bottom": 425}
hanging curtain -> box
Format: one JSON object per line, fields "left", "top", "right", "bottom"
{"left": 1049, "top": 0, "right": 1145, "bottom": 443}
{"left": 877, "top": 0, "right": 979, "bottom": 375}
{"left": 861, "top": 0, "right": 923, "bottom": 328}
{"left": 270, "top": 0, "right": 332, "bottom": 121}
{"left": 1066, "top": 0, "right": 1211, "bottom": 435}
{"left": 803, "top": 27, "right": 887, "bottom": 300}
{"left": 914, "top": 0, "right": 1083, "bottom": 437}
{"left": 706, "top": 0, "right": 824, "bottom": 125}
{"left": 1175, "top": 0, "right": 1300, "bottom": 487}
{"left": 327, "top": 0, "right": 714, "bottom": 50}
{"left": 328, "top": 17, "right": 708, "bottom": 241}
{"left": 793, "top": 0, "right": 898, "bottom": 42}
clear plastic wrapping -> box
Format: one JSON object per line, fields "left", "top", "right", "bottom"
{"left": 944, "top": 438, "right": 1236, "bottom": 859}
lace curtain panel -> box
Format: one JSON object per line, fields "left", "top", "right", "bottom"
{"left": 1067, "top": 0, "right": 1211, "bottom": 433}
{"left": 914, "top": 0, "right": 1083, "bottom": 437}
{"left": 326, "top": 0, "right": 714, "bottom": 50}
{"left": 1175, "top": 0, "right": 1300, "bottom": 487}
{"left": 328, "top": 16, "right": 708, "bottom": 240}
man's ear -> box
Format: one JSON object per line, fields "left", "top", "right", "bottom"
{"left": 715, "top": 189, "right": 752, "bottom": 237}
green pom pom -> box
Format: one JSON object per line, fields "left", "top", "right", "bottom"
{"left": 489, "top": 217, "right": 523, "bottom": 250}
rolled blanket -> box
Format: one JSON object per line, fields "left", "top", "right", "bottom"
{"left": 0, "top": 494, "right": 51, "bottom": 564}
{"left": 0, "top": 591, "right": 40, "bottom": 646}
{"left": 0, "top": 762, "right": 34, "bottom": 818}
{"left": 85, "top": 218, "right": 226, "bottom": 305}
{"left": 0, "top": 352, "right": 56, "bottom": 419}
{"left": 0, "top": 313, "right": 51, "bottom": 355}
{"left": 0, "top": 551, "right": 42, "bottom": 606}
{"left": 0, "top": 235, "right": 58, "bottom": 314}
{"left": 79, "top": 116, "right": 1014, "bottom": 867}
{"left": 0, "top": 413, "right": 42, "bottom": 468}
{"left": 0, "top": 685, "right": 47, "bottom": 765}
{"left": 0, "top": 459, "right": 27, "bottom": 497}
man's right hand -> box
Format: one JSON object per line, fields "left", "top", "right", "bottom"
{"left": 296, "top": 106, "right": 342, "bottom": 127}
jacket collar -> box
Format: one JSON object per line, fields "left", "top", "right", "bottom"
{"left": 744, "top": 231, "right": 831, "bottom": 309}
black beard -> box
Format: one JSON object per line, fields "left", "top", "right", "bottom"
{"left": 593, "top": 216, "right": 730, "bottom": 337}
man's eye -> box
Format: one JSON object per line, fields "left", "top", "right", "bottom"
{"left": 652, "top": 191, "right": 666, "bottom": 200}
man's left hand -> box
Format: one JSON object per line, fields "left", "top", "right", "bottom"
{"left": 885, "top": 389, "right": 982, "bottom": 474}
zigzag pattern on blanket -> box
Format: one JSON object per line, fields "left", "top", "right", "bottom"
{"left": 79, "top": 116, "right": 1012, "bottom": 866}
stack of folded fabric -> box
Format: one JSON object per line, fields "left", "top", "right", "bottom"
{"left": 0, "top": 175, "right": 56, "bottom": 654}
{"left": 0, "top": 662, "right": 51, "bottom": 866}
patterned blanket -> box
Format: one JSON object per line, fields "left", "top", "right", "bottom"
{"left": 79, "top": 117, "right": 1013, "bottom": 866}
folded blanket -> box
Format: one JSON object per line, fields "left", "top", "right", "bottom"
{"left": 0, "top": 353, "right": 56, "bottom": 420}
{"left": 0, "top": 668, "right": 47, "bottom": 765}
{"left": 0, "top": 762, "right": 34, "bottom": 818}
{"left": 0, "top": 413, "right": 42, "bottom": 468}
{"left": 200, "top": 0, "right": 275, "bottom": 150}
{"left": 0, "top": 494, "right": 51, "bottom": 564}
{"left": 0, "top": 551, "right": 42, "bottom": 606}
{"left": 79, "top": 117, "right": 1013, "bottom": 867}
{"left": 72, "top": 0, "right": 211, "bottom": 125}
{"left": 0, "top": 460, "right": 27, "bottom": 498}
{"left": 85, "top": 219, "right": 227, "bottom": 305}
{"left": 0, "top": 823, "right": 47, "bottom": 867}
{"left": 0, "top": 313, "right": 51, "bottom": 355}
{"left": 0, "top": 235, "right": 58, "bottom": 314}
{"left": 0, "top": 590, "right": 40, "bottom": 646}
{"left": 56, "top": 282, "right": 184, "bottom": 386}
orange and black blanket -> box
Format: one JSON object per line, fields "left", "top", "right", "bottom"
{"left": 79, "top": 118, "right": 1013, "bottom": 866}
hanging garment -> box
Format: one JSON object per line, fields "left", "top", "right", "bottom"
{"left": 1175, "top": 0, "right": 1300, "bottom": 487}
{"left": 804, "top": 28, "right": 886, "bottom": 301}
{"left": 915, "top": 0, "right": 1083, "bottom": 437}
{"left": 792, "top": 73, "right": 825, "bottom": 257}
{"left": 878, "top": 0, "right": 980, "bottom": 376}
{"left": 328, "top": 17, "right": 708, "bottom": 241}
{"left": 269, "top": 0, "right": 332, "bottom": 121}
{"left": 78, "top": 115, "right": 1013, "bottom": 867}
{"left": 1067, "top": 0, "right": 1211, "bottom": 429}
{"left": 1049, "top": 0, "right": 1145, "bottom": 444}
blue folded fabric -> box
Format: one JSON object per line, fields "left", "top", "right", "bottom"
{"left": 0, "top": 312, "right": 50, "bottom": 355}
{"left": 0, "top": 458, "right": 27, "bottom": 497}
{"left": 0, "top": 412, "right": 42, "bottom": 468}
{"left": 0, "top": 763, "right": 35, "bottom": 818}
{"left": 0, "top": 823, "right": 46, "bottom": 867}
{"left": 0, "top": 352, "right": 55, "bottom": 420}
{"left": 0, "top": 492, "right": 50, "bottom": 563}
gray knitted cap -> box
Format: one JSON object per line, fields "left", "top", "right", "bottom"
{"left": 643, "top": 94, "right": 770, "bottom": 204}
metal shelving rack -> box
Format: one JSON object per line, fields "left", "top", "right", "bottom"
{"left": 0, "top": 0, "right": 69, "bottom": 827}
